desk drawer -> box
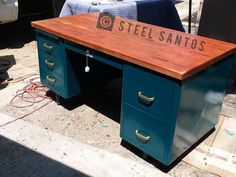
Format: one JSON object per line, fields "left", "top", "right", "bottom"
{"left": 40, "top": 68, "right": 65, "bottom": 97}
{"left": 37, "top": 33, "right": 63, "bottom": 58}
{"left": 121, "top": 103, "right": 167, "bottom": 161}
{"left": 64, "top": 41, "right": 123, "bottom": 70}
{"left": 38, "top": 51, "right": 64, "bottom": 76}
{"left": 123, "top": 64, "right": 174, "bottom": 119}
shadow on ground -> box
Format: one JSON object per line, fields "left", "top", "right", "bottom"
{"left": 47, "top": 76, "right": 217, "bottom": 172}
{"left": 56, "top": 78, "right": 122, "bottom": 124}
{"left": 0, "top": 55, "right": 16, "bottom": 89}
{"left": 121, "top": 128, "right": 215, "bottom": 173}
{"left": 0, "top": 135, "right": 90, "bottom": 177}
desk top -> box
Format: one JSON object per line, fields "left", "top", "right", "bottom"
{"left": 32, "top": 13, "right": 236, "bottom": 80}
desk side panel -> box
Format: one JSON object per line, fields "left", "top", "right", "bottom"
{"left": 172, "top": 56, "right": 235, "bottom": 161}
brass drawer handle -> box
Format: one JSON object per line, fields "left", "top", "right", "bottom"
{"left": 138, "top": 92, "right": 155, "bottom": 103}
{"left": 43, "top": 43, "right": 53, "bottom": 50}
{"left": 45, "top": 60, "right": 55, "bottom": 69}
{"left": 46, "top": 75, "right": 56, "bottom": 85}
{"left": 135, "top": 130, "right": 151, "bottom": 143}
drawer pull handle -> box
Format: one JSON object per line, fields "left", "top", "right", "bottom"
{"left": 46, "top": 75, "right": 56, "bottom": 85}
{"left": 135, "top": 130, "right": 151, "bottom": 143}
{"left": 45, "top": 60, "right": 55, "bottom": 69}
{"left": 138, "top": 92, "right": 155, "bottom": 103}
{"left": 43, "top": 43, "right": 53, "bottom": 51}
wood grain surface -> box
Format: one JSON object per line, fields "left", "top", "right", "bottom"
{"left": 31, "top": 13, "right": 236, "bottom": 80}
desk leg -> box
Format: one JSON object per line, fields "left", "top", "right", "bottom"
{"left": 142, "top": 152, "right": 149, "bottom": 160}
{"left": 55, "top": 94, "right": 61, "bottom": 105}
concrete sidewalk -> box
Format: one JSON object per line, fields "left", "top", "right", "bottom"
{"left": 0, "top": 113, "right": 170, "bottom": 177}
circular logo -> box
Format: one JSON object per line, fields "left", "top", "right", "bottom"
{"left": 100, "top": 15, "right": 112, "bottom": 28}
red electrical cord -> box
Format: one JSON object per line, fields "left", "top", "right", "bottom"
{"left": 0, "top": 77, "right": 52, "bottom": 127}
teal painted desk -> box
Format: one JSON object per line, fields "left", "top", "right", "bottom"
{"left": 32, "top": 13, "right": 236, "bottom": 165}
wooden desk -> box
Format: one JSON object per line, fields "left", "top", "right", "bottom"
{"left": 32, "top": 13, "right": 236, "bottom": 165}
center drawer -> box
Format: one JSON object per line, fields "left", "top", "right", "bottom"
{"left": 64, "top": 41, "right": 123, "bottom": 70}
{"left": 123, "top": 64, "right": 174, "bottom": 118}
